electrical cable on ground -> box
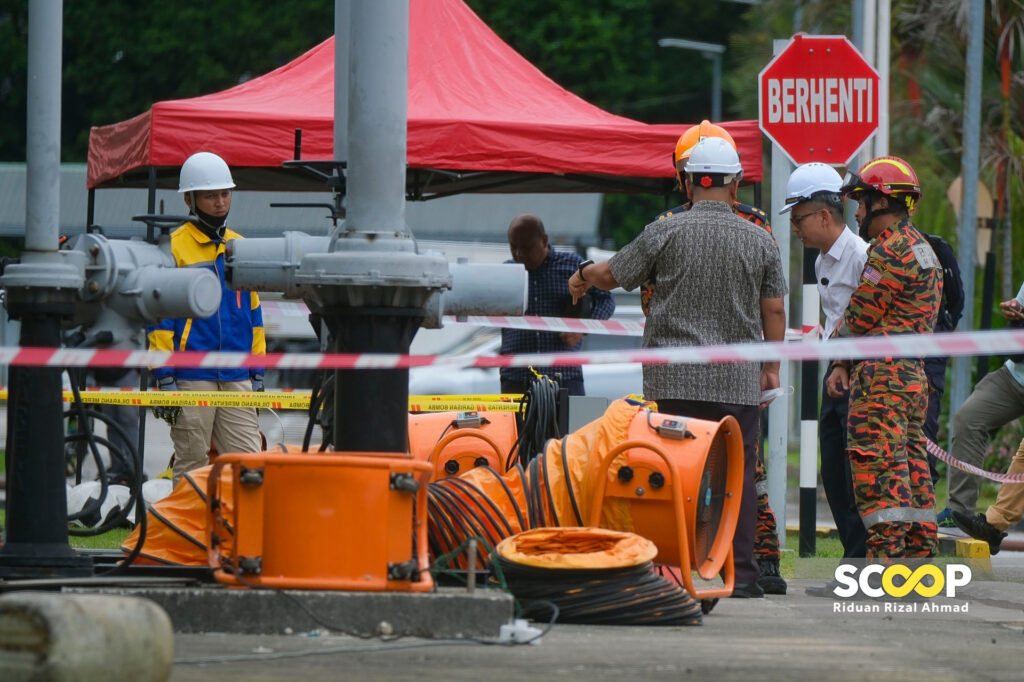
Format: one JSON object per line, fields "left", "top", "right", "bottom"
{"left": 172, "top": 602, "right": 559, "bottom": 666}
{"left": 493, "top": 556, "right": 702, "bottom": 626}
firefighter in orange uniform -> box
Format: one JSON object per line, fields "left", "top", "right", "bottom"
{"left": 643, "top": 121, "right": 784, "bottom": 594}
{"left": 826, "top": 156, "right": 942, "bottom": 558}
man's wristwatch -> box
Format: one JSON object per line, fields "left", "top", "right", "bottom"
{"left": 577, "top": 259, "right": 594, "bottom": 282}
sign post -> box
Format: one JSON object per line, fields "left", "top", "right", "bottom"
{"left": 758, "top": 35, "right": 880, "bottom": 556}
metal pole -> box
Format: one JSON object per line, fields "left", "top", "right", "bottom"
{"left": 767, "top": 41, "right": 793, "bottom": 549}
{"left": 328, "top": 0, "right": 418, "bottom": 453}
{"left": 847, "top": 0, "right": 866, "bottom": 228}
{"left": 874, "top": 0, "right": 890, "bottom": 157}
{"left": 24, "top": 0, "right": 61, "bottom": 253}
{"left": 346, "top": 0, "right": 408, "bottom": 235}
{"left": 949, "top": 1, "right": 984, "bottom": 430}
{"left": 334, "top": 0, "right": 349, "bottom": 163}
{"left": 657, "top": 39, "right": 726, "bottom": 122}
{"left": 862, "top": 0, "right": 877, "bottom": 156}
{"left": 800, "top": 247, "right": 819, "bottom": 556}
{"left": 0, "top": 0, "right": 91, "bottom": 578}
{"left": 711, "top": 54, "right": 722, "bottom": 122}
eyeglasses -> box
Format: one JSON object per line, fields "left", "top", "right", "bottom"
{"left": 790, "top": 209, "right": 821, "bottom": 225}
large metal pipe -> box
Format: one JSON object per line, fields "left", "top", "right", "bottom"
{"left": 422, "top": 263, "right": 528, "bottom": 327}
{"left": 345, "top": 0, "right": 409, "bottom": 236}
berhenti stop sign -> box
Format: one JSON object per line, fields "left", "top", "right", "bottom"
{"left": 758, "top": 34, "right": 880, "bottom": 166}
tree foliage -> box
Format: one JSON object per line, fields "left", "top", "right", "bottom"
{"left": 0, "top": 0, "right": 334, "bottom": 161}
{"left": 467, "top": 0, "right": 761, "bottom": 244}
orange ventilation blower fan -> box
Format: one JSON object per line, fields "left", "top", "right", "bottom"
{"left": 408, "top": 411, "right": 516, "bottom": 480}
{"left": 586, "top": 409, "right": 744, "bottom": 600}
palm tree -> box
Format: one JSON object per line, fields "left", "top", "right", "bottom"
{"left": 896, "top": 0, "right": 1024, "bottom": 299}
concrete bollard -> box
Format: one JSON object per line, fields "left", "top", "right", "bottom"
{"left": 0, "top": 592, "right": 173, "bottom": 682}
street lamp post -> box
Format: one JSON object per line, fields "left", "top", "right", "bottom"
{"left": 658, "top": 37, "right": 726, "bottom": 121}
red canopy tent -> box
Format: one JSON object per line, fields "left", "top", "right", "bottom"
{"left": 87, "top": 0, "right": 762, "bottom": 198}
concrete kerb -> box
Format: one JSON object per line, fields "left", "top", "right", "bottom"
{"left": 67, "top": 585, "right": 514, "bottom": 639}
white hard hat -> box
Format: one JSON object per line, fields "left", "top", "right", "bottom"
{"left": 780, "top": 162, "right": 844, "bottom": 214}
{"left": 178, "top": 151, "right": 235, "bottom": 193}
{"left": 683, "top": 137, "right": 743, "bottom": 178}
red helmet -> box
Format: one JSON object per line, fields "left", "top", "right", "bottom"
{"left": 842, "top": 156, "right": 921, "bottom": 212}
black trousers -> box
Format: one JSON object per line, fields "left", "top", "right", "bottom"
{"left": 656, "top": 398, "right": 761, "bottom": 586}
{"left": 819, "top": 374, "right": 868, "bottom": 558}
{"left": 923, "top": 356, "right": 947, "bottom": 485}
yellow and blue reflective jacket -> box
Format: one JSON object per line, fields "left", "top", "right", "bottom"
{"left": 146, "top": 221, "right": 265, "bottom": 382}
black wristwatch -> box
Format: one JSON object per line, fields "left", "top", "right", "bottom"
{"left": 577, "top": 259, "right": 594, "bottom": 281}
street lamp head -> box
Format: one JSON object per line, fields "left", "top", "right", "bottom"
{"left": 658, "top": 37, "right": 726, "bottom": 55}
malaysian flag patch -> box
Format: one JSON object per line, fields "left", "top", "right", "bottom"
{"left": 862, "top": 266, "right": 882, "bottom": 285}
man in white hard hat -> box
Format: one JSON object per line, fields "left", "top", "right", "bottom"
{"left": 568, "top": 136, "right": 788, "bottom": 598}
{"left": 146, "top": 151, "right": 265, "bottom": 485}
{"left": 781, "top": 162, "right": 869, "bottom": 558}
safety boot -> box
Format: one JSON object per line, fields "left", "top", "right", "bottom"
{"left": 952, "top": 511, "right": 1007, "bottom": 555}
{"left": 757, "top": 558, "right": 787, "bottom": 595}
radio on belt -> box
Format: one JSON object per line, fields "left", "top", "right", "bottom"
{"left": 456, "top": 411, "right": 483, "bottom": 428}
{"left": 658, "top": 418, "right": 695, "bottom": 440}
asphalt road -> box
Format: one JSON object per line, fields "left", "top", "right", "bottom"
{"left": 168, "top": 575, "right": 1024, "bottom": 681}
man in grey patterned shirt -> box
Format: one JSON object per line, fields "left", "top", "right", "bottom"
{"left": 569, "top": 137, "right": 788, "bottom": 598}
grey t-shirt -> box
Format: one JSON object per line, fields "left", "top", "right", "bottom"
{"left": 609, "top": 200, "right": 787, "bottom": 405}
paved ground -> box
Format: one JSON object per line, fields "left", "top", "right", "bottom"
{"left": 166, "top": 573, "right": 1024, "bottom": 681}
{"left": 6, "top": 407, "right": 1024, "bottom": 679}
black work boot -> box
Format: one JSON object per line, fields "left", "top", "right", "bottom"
{"left": 952, "top": 511, "right": 1007, "bottom": 556}
{"left": 757, "top": 558, "right": 788, "bottom": 595}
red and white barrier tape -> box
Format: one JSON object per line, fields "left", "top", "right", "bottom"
{"left": 447, "top": 314, "right": 810, "bottom": 340}
{"left": 1, "top": 328, "right": 1022, "bottom": 371}
{"left": 263, "top": 299, "right": 813, "bottom": 339}
{"left": 925, "top": 437, "right": 1024, "bottom": 484}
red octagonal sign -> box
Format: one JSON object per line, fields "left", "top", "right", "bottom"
{"left": 758, "top": 34, "right": 880, "bottom": 166}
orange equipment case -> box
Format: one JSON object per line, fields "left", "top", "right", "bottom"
{"left": 208, "top": 451, "right": 434, "bottom": 591}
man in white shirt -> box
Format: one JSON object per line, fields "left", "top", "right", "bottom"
{"left": 782, "top": 163, "right": 869, "bottom": 557}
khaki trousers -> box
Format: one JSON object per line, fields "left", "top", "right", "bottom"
{"left": 170, "top": 379, "right": 261, "bottom": 485}
{"left": 948, "top": 366, "right": 1024, "bottom": 514}
{"left": 986, "top": 436, "right": 1024, "bottom": 532}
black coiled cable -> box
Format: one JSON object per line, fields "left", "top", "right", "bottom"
{"left": 302, "top": 371, "right": 334, "bottom": 452}
{"left": 505, "top": 374, "right": 561, "bottom": 471}
{"left": 493, "top": 557, "right": 703, "bottom": 626}
{"left": 62, "top": 374, "right": 149, "bottom": 575}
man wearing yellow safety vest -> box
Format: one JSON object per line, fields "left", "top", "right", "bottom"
{"left": 146, "top": 152, "right": 265, "bottom": 486}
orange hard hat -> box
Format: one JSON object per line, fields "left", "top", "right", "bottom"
{"left": 673, "top": 121, "right": 737, "bottom": 191}
{"left": 673, "top": 120, "right": 737, "bottom": 172}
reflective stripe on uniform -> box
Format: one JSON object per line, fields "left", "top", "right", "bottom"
{"left": 755, "top": 480, "right": 769, "bottom": 497}
{"left": 861, "top": 506, "right": 936, "bottom": 528}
